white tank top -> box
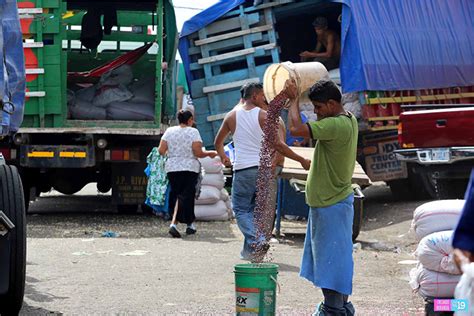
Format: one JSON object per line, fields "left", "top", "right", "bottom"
{"left": 233, "top": 106, "right": 263, "bottom": 171}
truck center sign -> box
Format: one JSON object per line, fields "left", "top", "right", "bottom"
{"left": 365, "top": 139, "right": 408, "bottom": 182}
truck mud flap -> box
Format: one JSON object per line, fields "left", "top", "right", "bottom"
{"left": 20, "top": 145, "right": 95, "bottom": 168}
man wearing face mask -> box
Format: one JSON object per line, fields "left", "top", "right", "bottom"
{"left": 287, "top": 79, "right": 358, "bottom": 315}
{"left": 215, "top": 83, "right": 310, "bottom": 261}
{"left": 300, "top": 16, "right": 341, "bottom": 71}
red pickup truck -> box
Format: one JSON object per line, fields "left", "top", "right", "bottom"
{"left": 395, "top": 107, "right": 474, "bottom": 199}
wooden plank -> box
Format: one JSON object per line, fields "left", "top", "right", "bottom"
{"left": 190, "top": 48, "right": 273, "bottom": 71}
{"left": 223, "top": 0, "right": 295, "bottom": 18}
{"left": 203, "top": 13, "right": 260, "bottom": 37}
{"left": 280, "top": 147, "right": 371, "bottom": 186}
{"left": 18, "top": 8, "right": 43, "bottom": 14}
{"left": 203, "top": 77, "right": 260, "bottom": 94}
{"left": 198, "top": 43, "right": 276, "bottom": 65}
{"left": 195, "top": 25, "right": 273, "bottom": 46}
{"left": 190, "top": 33, "right": 266, "bottom": 56}
{"left": 23, "top": 42, "right": 44, "bottom": 48}
{"left": 26, "top": 91, "right": 46, "bottom": 97}
{"left": 367, "top": 93, "right": 474, "bottom": 105}
{"left": 25, "top": 68, "right": 44, "bottom": 75}
{"left": 207, "top": 113, "right": 227, "bottom": 122}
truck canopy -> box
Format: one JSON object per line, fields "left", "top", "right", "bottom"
{"left": 0, "top": 0, "right": 26, "bottom": 135}
{"left": 179, "top": 0, "right": 474, "bottom": 93}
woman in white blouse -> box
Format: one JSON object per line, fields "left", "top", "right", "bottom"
{"left": 158, "top": 110, "right": 217, "bottom": 238}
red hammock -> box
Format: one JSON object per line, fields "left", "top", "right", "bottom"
{"left": 68, "top": 42, "right": 154, "bottom": 79}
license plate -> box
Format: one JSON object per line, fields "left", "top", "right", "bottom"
{"left": 431, "top": 148, "right": 450, "bottom": 162}
{"left": 418, "top": 149, "right": 450, "bottom": 163}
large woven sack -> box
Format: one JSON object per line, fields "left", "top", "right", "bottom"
{"left": 194, "top": 200, "right": 229, "bottom": 221}
{"left": 199, "top": 156, "right": 223, "bottom": 174}
{"left": 107, "top": 101, "right": 154, "bottom": 121}
{"left": 201, "top": 173, "right": 225, "bottom": 190}
{"left": 69, "top": 99, "right": 106, "bottom": 120}
{"left": 195, "top": 185, "right": 220, "bottom": 205}
{"left": 412, "top": 200, "right": 465, "bottom": 240}
{"left": 220, "top": 188, "right": 229, "bottom": 201}
{"left": 415, "top": 231, "right": 461, "bottom": 275}
{"left": 75, "top": 86, "right": 96, "bottom": 102}
{"left": 93, "top": 85, "right": 133, "bottom": 107}
{"left": 410, "top": 265, "right": 461, "bottom": 298}
{"left": 129, "top": 77, "right": 155, "bottom": 104}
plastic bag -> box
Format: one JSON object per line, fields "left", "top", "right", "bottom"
{"left": 455, "top": 262, "right": 474, "bottom": 315}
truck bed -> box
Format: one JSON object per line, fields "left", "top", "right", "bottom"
{"left": 399, "top": 107, "right": 474, "bottom": 148}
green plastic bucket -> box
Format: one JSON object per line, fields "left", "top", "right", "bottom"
{"left": 234, "top": 263, "right": 279, "bottom": 315}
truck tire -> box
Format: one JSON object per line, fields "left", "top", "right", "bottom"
{"left": 421, "top": 173, "right": 467, "bottom": 199}
{"left": 0, "top": 165, "right": 26, "bottom": 315}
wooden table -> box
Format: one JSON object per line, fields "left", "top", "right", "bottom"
{"left": 280, "top": 147, "right": 371, "bottom": 187}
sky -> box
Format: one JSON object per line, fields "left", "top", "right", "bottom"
{"left": 173, "top": 0, "right": 220, "bottom": 31}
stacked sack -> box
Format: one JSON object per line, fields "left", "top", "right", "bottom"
{"left": 409, "top": 200, "right": 465, "bottom": 299}
{"left": 194, "top": 156, "right": 232, "bottom": 221}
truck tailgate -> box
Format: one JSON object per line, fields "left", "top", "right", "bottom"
{"left": 400, "top": 107, "right": 474, "bottom": 148}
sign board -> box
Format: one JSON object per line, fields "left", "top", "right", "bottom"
{"left": 112, "top": 163, "right": 148, "bottom": 205}
{"left": 365, "top": 140, "right": 408, "bottom": 182}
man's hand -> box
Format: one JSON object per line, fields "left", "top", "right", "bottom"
{"left": 220, "top": 155, "right": 232, "bottom": 167}
{"left": 300, "top": 158, "right": 311, "bottom": 170}
{"left": 284, "top": 79, "right": 299, "bottom": 100}
{"left": 454, "top": 249, "right": 473, "bottom": 270}
{"left": 299, "top": 51, "right": 315, "bottom": 58}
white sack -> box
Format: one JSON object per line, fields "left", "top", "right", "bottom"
{"left": 455, "top": 263, "right": 474, "bottom": 316}
{"left": 410, "top": 265, "right": 461, "bottom": 299}
{"left": 220, "top": 188, "right": 229, "bottom": 201}
{"left": 199, "top": 156, "right": 223, "bottom": 174}
{"left": 412, "top": 200, "right": 465, "bottom": 240}
{"left": 195, "top": 185, "right": 221, "bottom": 205}
{"left": 415, "top": 231, "right": 461, "bottom": 275}
{"left": 194, "top": 200, "right": 229, "bottom": 221}
{"left": 201, "top": 173, "right": 225, "bottom": 190}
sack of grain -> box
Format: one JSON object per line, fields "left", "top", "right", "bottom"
{"left": 194, "top": 200, "right": 229, "bottom": 221}
{"left": 106, "top": 101, "right": 154, "bottom": 121}
{"left": 69, "top": 99, "right": 107, "bottom": 120}
{"left": 415, "top": 231, "right": 461, "bottom": 275}
{"left": 410, "top": 265, "right": 461, "bottom": 298}
{"left": 199, "top": 156, "right": 223, "bottom": 174}
{"left": 220, "top": 188, "right": 229, "bottom": 201}
{"left": 201, "top": 173, "right": 225, "bottom": 190}
{"left": 195, "top": 185, "right": 221, "bottom": 205}
{"left": 75, "top": 85, "right": 96, "bottom": 102}
{"left": 412, "top": 200, "right": 465, "bottom": 240}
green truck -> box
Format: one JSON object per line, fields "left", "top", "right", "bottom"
{"left": 2, "top": 0, "right": 178, "bottom": 212}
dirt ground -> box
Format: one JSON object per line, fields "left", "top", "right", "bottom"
{"left": 19, "top": 182, "right": 429, "bottom": 315}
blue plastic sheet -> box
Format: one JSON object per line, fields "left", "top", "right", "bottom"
{"left": 178, "top": 0, "right": 245, "bottom": 90}
{"left": 338, "top": 0, "right": 474, "bottom": 92}
{"left": 180, "top": 0, "right": 474, "bottom": 94}
{"left": 0, "top": 0, "right": 26, "bottom": 135}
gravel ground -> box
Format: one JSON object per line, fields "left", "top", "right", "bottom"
{"left": 19, "top": 183, "right": 429, "bottom": 315}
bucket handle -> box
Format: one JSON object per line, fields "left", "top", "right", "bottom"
{"left": 270, "top": 275, "right": 281, "bottom": 294}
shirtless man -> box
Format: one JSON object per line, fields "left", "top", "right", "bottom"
{"left": 300, "top": 16, "right": 341, "bottom": 71}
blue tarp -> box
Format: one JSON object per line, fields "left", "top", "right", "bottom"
{"left": 179, "top": 0, "right": 474, "bottom": 94}
{"left": 338, "top": 0, "right": 474, "bottom": 92}
{"left": 178, "top": 0, "right": 245, "bottom": 90}
{"left": 0, "top": 0, "right": 26, "bottom": 135}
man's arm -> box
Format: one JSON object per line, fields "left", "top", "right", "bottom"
{"left": 314, "top": 32, "right": 335, "bottom": 58}
{"left": 272, "top": 140, "right": 311, "bottom": 170}
{"left": 214, "top": 113, "right": 233, "bottom": 166}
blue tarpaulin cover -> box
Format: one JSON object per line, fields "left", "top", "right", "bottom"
{"left": 0, "top": 0, "right": 26, "bottom": 135}
{"left": 179, "top": 0, "right": 474, "bottom": 94}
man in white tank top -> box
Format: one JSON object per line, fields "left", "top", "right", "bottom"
{"left": 215, "top": 83, "right": 311, "bottom": 261}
